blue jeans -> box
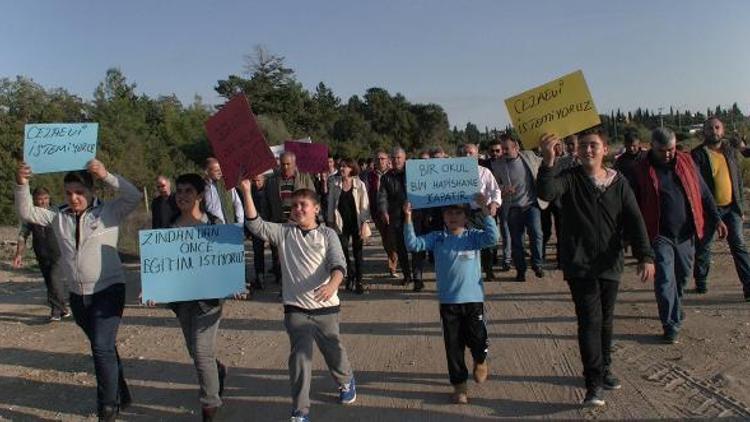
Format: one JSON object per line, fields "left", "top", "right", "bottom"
{"left": 69, "top": 283, "right": 128, "bottom": 412}
{"left": 508, "top": 205, "right": 543, "bottom": 273}
{"left": 694, "top": 206, "right": 750, "bottom": 294}
{"left": 498, "top": 206, "right": 512, "bottom": 265}
{"left": 653, "top": 236, "right": 694, "bottom": 334}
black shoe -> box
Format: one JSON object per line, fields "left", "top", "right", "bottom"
{"left": 603, "top": 371, "right": 621, "bottom": 390}
{"left": 499, "top": 263, "right": 511, "bottom": 272}
{"left": 533, "top": 267, "right": 545, "bottom": 278}
{"left": 515, "top": 271, "right": 526, "bottom": 282}
{"left": 98, "top": 405, "right": 118, "bottom": 422}
{"left": 355, "top": 283, "right": 366, "bottom": 295}
{"left": 693, "top": 283, "right": 707, "bottom": 294}
{"left": 217, "top": 361, "right": 227, "bottom": 397}
{"left": 413, "top": 280, "right": 424, "bottom": 292}
{"left": 662, "top": 331, "right": 679, "bottom": 344}
{"left": 119, "top": 380, "right": 132, "bottom": 410}
{"left": 485, "top": 271, "right": 496, "bottom": 281}
{"left": 401, "top": 278, "right": 411, "bottom": 287}
{"left": 582, "top": 388, "right": 605, "bottom": 407}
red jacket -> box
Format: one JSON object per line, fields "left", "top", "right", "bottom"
{"left": 633, "top": 151, "right": 705, "bottom": 241}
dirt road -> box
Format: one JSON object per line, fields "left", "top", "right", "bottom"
{"left": 1, "top": 230, "right": 749, "bottom": 421}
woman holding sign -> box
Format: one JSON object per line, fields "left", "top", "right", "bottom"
{"left": 15, "top": 159, "right": 141, "bottom": 422}
{"left": 326, "top": 158, "right": 371, "bottom": 294}
{"left": 145, "top": 173, "right": 245, "bottom": 422}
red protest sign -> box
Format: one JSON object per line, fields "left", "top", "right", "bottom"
{"left": 283, "top": 141, "right": 328, "bottom": 174}
{"left": 204, "top": 94, "right": 276, "bottom": 188}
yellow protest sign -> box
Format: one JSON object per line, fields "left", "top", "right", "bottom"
{"left": 504, "top": 70, "right": 600, "bottom": 148}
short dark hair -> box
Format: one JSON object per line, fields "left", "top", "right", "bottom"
{"left": 340, "top": 158, "right": 360, "bottom": 176}
{"left": 291, "top": 188, "right": 320, "bottom": 205}
{"left": 32, "top": 186, "right": 50, "bottom": 197}
{"left": 441, "top": 204, "right": 468, "bottom": 215}
{"left": 624, "top": 130, "right": 640, "bottom": 145}
{"left": 63, "top": 171, "right": 94, "bottom": 190}
{"left": 576, "top": 126, "right": 609, "bottom": 146}
{"left": 176, "top": 173, "right": 206, "bottom": 195}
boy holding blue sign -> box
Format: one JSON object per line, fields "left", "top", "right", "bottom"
{"left": 403, "top": 194, "right": 499, "bottom": 404}
{"left": 238, "top": 179, "right": 355, "bottom": 422}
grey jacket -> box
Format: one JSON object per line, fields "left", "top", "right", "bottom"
{"left": 15, "top": 173, "right": 142, "bottom": 295}
{"left": 490, "top": 151, "right": 549, "bottom": 210}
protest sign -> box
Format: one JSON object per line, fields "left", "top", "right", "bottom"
{"left": 23, "top": 123, "right": 98, "bottom": 174}
{"left": 270, "top": 144, "right": 285, "bottom": 159}
{"left": 405, "top": 157, "right": 479, "bottom": 209}
{"left": 205, "top": 94, "right": 276, "bottom": 189}
{"left": 283, "top": 141, "right": 328, "bottom": 174}
{"left": 504, "top": 70, "right": 600, "bottom": 148}
{"left": 139, "top": 224, "right": 246, "bottom": 303}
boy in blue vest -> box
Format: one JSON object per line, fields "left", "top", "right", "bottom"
{"left": 404, "top": 194, "right": 499, "bottom": 404}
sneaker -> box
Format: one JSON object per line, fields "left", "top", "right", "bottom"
{"left": 515, "top": 271, "right": 526, "bottom": 282}
{"left": 62, "top": 310, "right": 72, "bottom": 319}
{"left": 49, "top": 314, "right": 62, "bottom": 322}
{"left": 452, "top": 383, "right": 468, "bottom": 404}
{"left": 603, "top": 371, "right": 621, "bottom": 390}
{"left": 290, "top": 412, "right": 310, "bottom": 422}
{"left": 582, "top": 388, "right": 605, "bottom": 407}
{"left": 473, "top": 360, "right": 489, "bottom": 383}
{"left": 533, "top": 267, "right": 545, "bottom": 278}
{"left": 662, "top": 331, "right": 679, "bottom": 344}
{"left": 389, "top": 271, "right": 399, "bottom": 279}
{"left": 339, "top": 377, "right": 356, "bottom": 404}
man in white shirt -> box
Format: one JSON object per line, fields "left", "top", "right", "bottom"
{"left": 203, "top": 157, "right": 244, "bottom": 224}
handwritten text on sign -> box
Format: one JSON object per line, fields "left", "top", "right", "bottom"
{"left": 24, "top": 123, "right": 98, "bottom": 174}
{"left": 406, "top": 157, "right": 479, "bottom": 209}
{"left": 139, "top": 224, "right": 245, "bottom": 303}
{"left": 504, "top": 70, "right": 600, "bottom": 148}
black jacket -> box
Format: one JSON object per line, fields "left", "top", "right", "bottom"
{"left": 537, "top": 165, "right": 654, "bottom": 281}
{"left": 691, "top": 141, "right": 750, "bottom": 214}
{"left": 377, "top": 169, "right": 407, "bottom": 224}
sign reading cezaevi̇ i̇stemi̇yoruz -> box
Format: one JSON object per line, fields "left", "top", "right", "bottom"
{"left": 504, "top": 70, "right": 600, "bottom": 148}
{"left": 139, "top": 224, "right": 246, "bottom": 303}
{"left": 24, "top": 123, "right": 98, "bottom": 173}
{"left": 406, "top": 157, "right": 479, "bottom": 209}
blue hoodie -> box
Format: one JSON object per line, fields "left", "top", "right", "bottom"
{"left": 404, "top": 214, "right": 498, "bottom": 304}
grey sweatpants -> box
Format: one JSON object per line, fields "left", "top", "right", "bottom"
{"left": 284, "top": 311, "right": 354, "bottom": 416}
{"left": 173, "top": 301, "right": 223, "bottom": 408}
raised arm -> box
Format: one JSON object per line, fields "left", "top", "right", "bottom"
{"left": 238, "top": 178, "right": 282, "bottom": 244}
{"left": 402, "top": 201, "right": 435, "bottom": 252}
{"left": 14, "top": 162, "right": 55, "bottom": 226}
{"left": 89, "top": 160, "right": 142, "bottom": 221}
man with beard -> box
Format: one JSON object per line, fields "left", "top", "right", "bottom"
{"left": 691, "top": 117, "right": 750, "bottom": 300}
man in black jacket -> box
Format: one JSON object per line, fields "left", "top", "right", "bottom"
{"left": 537, "top": 127, "right": 655, "bottom": 408}
{"left": 691, "top": 117, "right": 750, "bottom": 299}
{"left": 377, "top": 147, "right": 420, "bottom": 290}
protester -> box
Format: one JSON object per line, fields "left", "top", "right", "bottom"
{"left": 262, "top": 151, "right": 317, "bottom": 284}
{"left": 239, "top": 181, "right": 356, "bottom": 422}
{"left": 462, "top": 144, "right": 502, "bottom": 281}
{"left": 151, "top": 175, "right": 178, "bottom": 229}
{"left": 203, "top": 158, "right": 244, "bottom": 224}
{"left": 13, "top": 187, "right": 69, "bottom": 321}
{"left": 491, "top": 135, "right": 547, "bottom": 281}
{"left": 485, "top": 137, "right": 512, "bottom": 272}
{"left": 404, "top": 195, "right": 498, "bottom": 404}
{"left": 632, "top": 128, "right": 726, "bottom": 344}
{"left": 537, "top": 128, "right": 655, "bottom": 407}
{"left": 613, "top": 130, "right": 647, "bottom": 189}
{"left": 249, "top": 174, "right": 271, "bottom": 291}
{"left": 691, "top": 117, "right": 750, "bottom": 299}
{"left": 542, "top": 135, "right": 579, "bottom": 268}
{"left": 378, "top": 147, "right": 422, "bottom": 290}
{"left": 365, "top": 150, "right": 399, "bottom": 278}
{"left": 327, "top": 158, "right": 371, "bottom": 294}
{"left": 147, "top": 173, "right": 245, "bottom": 421}
{"left": 15, "top": 159, "right": 140, "bottom": 421}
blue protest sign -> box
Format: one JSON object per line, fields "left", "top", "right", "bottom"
{"left": 23, "top": 123, "right": 98, "bottom": 174}
{"left": 139, "top": 224, "right": 246, "bottom": 303}
{"left": 406, "top": 157, "right": 480, "bottom": 209}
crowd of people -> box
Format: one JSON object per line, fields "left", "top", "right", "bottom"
{"left": 11, "top": 116, "right": 750, "bottom": 421}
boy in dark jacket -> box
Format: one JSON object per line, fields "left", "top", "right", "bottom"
{"left": 537, "top": 127, "right": 655, "bottom": 408}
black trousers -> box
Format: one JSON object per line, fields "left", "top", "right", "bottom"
{"left": 339, "top": 229, "right": 364, "bottom": 284}
{"left": 439, "top": 302, "right": 488, "bottom": 385}
{"left": 469, "top": 211, "right": 495, "bottom": 275}
{"left": 390, "top": 222, "right": 412, "bottom": 281}
{"left": 567, "top": 278, "right": 619, "bottom": 391}
{"left": 39, "top": 260, "right": 67, "bottom": 316}
{"left": 541, "top": 204, "right": 562, "bottom": 266}
{"left": 250, "top": 234, "right": 265, "bottom": 275}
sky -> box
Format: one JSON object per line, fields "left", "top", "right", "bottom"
{"left": 2, "top": 0, "right": 749, "bottom": 129}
